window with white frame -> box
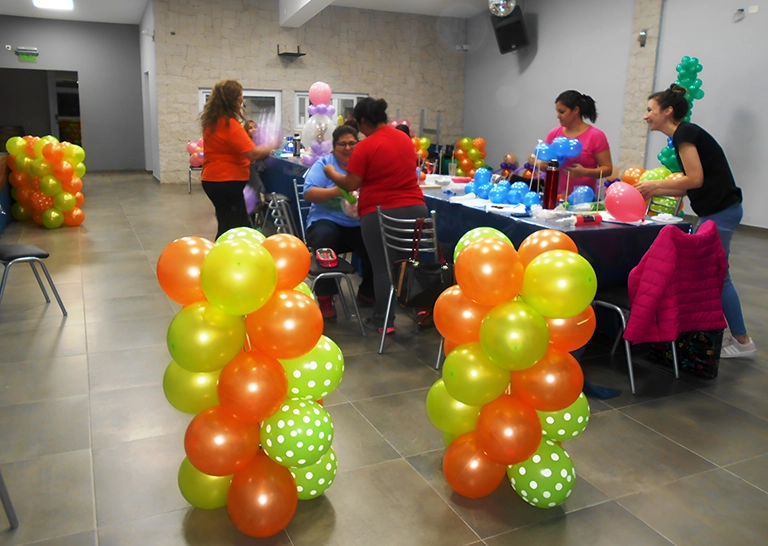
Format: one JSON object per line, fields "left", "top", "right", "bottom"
{"left": 198, "top": 88, "right": 282, "bottom": 138}
{"left": 294, "top": 92, "right": 368, "bottom": 129}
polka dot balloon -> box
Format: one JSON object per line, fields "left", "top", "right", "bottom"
{"left": 261, "top": 399, "right": 334, "bottom": 468}
{"left": 279, "top": 335, "right": 344, "bottom": 400}
{"left": 507, "top": 439, "right": 576, "bottom": 508}
{"left": 290, "top": 447, "right": 338, "bottom": 500}
{"left": 537, "top": 392, "right": 590, "bottom": 441}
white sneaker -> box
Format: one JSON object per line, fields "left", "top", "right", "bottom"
{"left": 721, "top": 336, "right": 757, "bottom": 359}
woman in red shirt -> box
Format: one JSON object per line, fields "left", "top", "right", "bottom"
{"left": 201, "top": 80, "right": 273, "bottom": 239}
{"left": 324, "top": 97, "right": 427, "bottom": 334}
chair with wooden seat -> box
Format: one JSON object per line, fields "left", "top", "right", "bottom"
{"left": 0, "top": 244, "right": 67, "bottom": 316}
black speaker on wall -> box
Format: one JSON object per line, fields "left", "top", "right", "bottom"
{"left": 490, "top": 6, "right": 529, "bottom": 54}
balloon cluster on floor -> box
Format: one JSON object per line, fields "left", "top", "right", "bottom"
{"left": 429, "top": 227, "right": 594, "bottom": 506}
{"left": 5, "top": 135, "right": 86, "bottom": 228}
{"left": 301, "top": 81, "right": 336, "bottom": 167}
{"left": 157, "top": 228, "right": 344, "bottom": 538}
{"left": 187, "top": 138, "right": 205, "bottom": 167}
{"left": 454, "top": 136, "right": 487, "bottom": 178}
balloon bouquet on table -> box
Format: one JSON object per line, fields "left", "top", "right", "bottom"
{"left": 300, "top": 81, "right": 336, "bottom": 167}
{"left": 429, "top": 227, "right": 594, "bottom": 506}
{"left": 157, "top": 228, "right": 345, "bottom": 538}
{"left": 453, "top": 136, "right": 487, "bottom": 179}
{"left": 5, "top": 135, "right": 86, "bottom": 228}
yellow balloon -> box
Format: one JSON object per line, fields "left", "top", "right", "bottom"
{"left": 520, "top": 250, "right": 597, "bottom": 318}
{"left": 216, "top": 226, "right": 266, "bottom": 245}
{"left": 425, "top": 379, "right": 481, "bottom": 436}
{"left": 201, "top": 239, "right": 277, "bottom": 316}
{"left": 479, "top": 299, "right": 549, "bottom": 371}
{"left": 162, "top": 360, "right": 221, "bottom": 414}
{"left": 293, "top": 281, "right": 316, "bottom": 301}
{"left": 442, "top": 342, "right": 510, "bottom": 406}
{"left": 178, "top": 458, "right": 232, "bottom": 509}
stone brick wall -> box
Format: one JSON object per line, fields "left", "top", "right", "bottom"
{"left": 618, "top": 0, "right": 664, "bottom": 171}
{"left": 154, "top": 0, "right": 466, "bottom": 183}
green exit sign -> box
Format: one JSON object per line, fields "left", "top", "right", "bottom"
{"left": 18, "top": 53, "right": 37, "bottom": 63}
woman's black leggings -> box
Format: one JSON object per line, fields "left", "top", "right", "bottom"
{"left": 202, "top": 180, "right": 250, "bottom": 239}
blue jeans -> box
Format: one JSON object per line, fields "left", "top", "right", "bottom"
{"left": 698, "top": 203, "right": 746, "bottom": 336}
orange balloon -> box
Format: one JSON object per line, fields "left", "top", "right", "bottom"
{"left": 184, "top": 405, "right": 261, "bottom": 476}
{"left": 261, "top": 234, "right": 311, "bottom": 290}
{"left": 621, "top": 166, "right": 645, "bottom": 186}
{"left": 31, "top": 211, "right": 43, "bottom": 226}
{"left": 479, "top": 149, "right": 487, "bottom": 159}
{"left": 31, "top": 191, "right": 54, "bottom": 213}
{"left": 25, "top": 136, "right": 39, "bottom": 157}
{"left": 444, "top": 338, "right": 459, "bottom": 357}
{"left": 61, "top": 176, "right": 83, "bottom": 194}
{"left": 459, "top": 157, "right": 473, "bottom": 172}
{"left": 42, "top": 142, "right": 65, "bottom": 163}
{"left": 468, "top": 169, "right": 476, "bottom": 178}
{"left": 546, "top": 306, "right": 596, "bottom": 352}
{"left": 523, "top": 169, "right": 533, "bottom": 178}
{"left": 30, "top": 176, "right": 41, "bottom": 191}
{"left": 15, "top": 186, "right": 34, "bottom": 207}
{"left": 473, "top": 137, "right": 486, "bottom": 150}
{"left": 412, "top": 137, "right": 421, "bottom": 151}
{"left": 63, "top": 207, "right": 85, "bottom": 226}
{"left": 475, "top": 394, "right": 542, "bottom": 465}
{"left": 517, "top": 230, "right": 578, "bottom": 268}
{"left": 455, "top": 148, "right": 467, "bottom": 161}
{"left": 443, "top": 432, "right": 507, "bottom": 498}
{"left": 245, "top": 290, "right": 323, "bottom": 359}
{"left": 157, "top": 236, "right": 215, "bottom": 305}
{"left": 434, "top": 285, "right": 493, "bottom": 344}
{"left": 217, "top": 350, "right": 288, "bottom": 423}
{"left": 227, "top": 452, "right": 298, "bottom": 538}
{"left": 8, "top": 172, "right": 29, "bottom": 188}
{"left": 74, "top": 191, "right": 85, "bottom": 207}
{"left": 53, "top": 160, "right": 74, "bottom": 184}
{"left": 510, "top": 347, "right": 584, "bottom": 412}
{"left": 455, "top": 238, "right": 524, "bottom": 307}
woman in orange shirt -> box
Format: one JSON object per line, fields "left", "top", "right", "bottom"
{"left": 201, "top": 80, "right": 273, "bottom": 239}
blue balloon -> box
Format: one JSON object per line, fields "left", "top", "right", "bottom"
{"left": 523, "top": 191, "right": 542, "bottom": 208}
{"left": 667, "top": 137, "right": 674, "bottom": 147}
{"left": 497, "top": 180, "right": 511, "bottom": 190}
{"left": 475, "top": 183, "right": 492, "bottom": 199}
{"left": 567, "top": 139, "right": 583, "bottom": 158}
{"left": 489, "top": 185, "right": 509, "bottom": 204}
{"left": 464, "top": 182, "right": 475, "bottom": 195}
{"left": 536, "top": 142, "right": 555, "bottom": 161}
{"left": 552, "top": 136, "right": 570, "bottom": 156}
{"left": 567, "top": 185, "right": 595, "bottom": 205}
{"left": 510, "top": 181, "right": 529, "bottom": 193}
{"left": 474, "top": 167, "right": 492, "bottom": 185}
{"left": 506, "top": 188, "right": 524, "bottom": 205}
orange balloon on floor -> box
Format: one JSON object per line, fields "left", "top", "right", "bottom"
{"left": 443, "top": 432, "right": 507, "bottom": 498}
{"left": 245, "top": 290, "right": 323, "bottom": 359}
{"left": 517, "top": 230, "right": 578, "bottom": 268}
{"left": 63, "top": 207, "right": 85, "bottom": 226}
{"left": 217, "top": 350, "right": 288, "bottom": 423}
{"left": 510, "top": 347, "right": 584, "bottom": 412}
{"left": 261, "top": 234, "right": 311, "bottom": 290}
{"left": 546, "top": 306, "right": 596, "bottom": 353}
{"left": 434, "top": 285, "right": 493, "bottom": 345}
{"left": 475, "top": 394, "right": 542, "bottom": 465}
{"left": 227, "top": 453, "right": 298, "bottom": 538}
{"left": 157, "top": 236, "right": 215, "bottom": 305}
{"left": 455, "top": 238, "right": 524, "bottom": 307}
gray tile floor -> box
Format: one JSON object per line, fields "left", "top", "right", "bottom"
{"left": 1, "top": 172, "right": 766, "bottom": 545}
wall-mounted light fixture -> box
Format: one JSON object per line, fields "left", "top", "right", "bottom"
{"left": 33, "top": 0, "right": 73, "bottom": 11}
{"left": 638, "top": 29, "right": 648, "bottom": 48}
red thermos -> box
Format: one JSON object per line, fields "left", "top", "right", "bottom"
{"left": 543, "top": 159, "right": 560, "bottom": 210}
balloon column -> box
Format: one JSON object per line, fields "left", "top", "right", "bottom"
{"left": 187, "top": 138, "right": 205, "bottom": 168}
{"left": 454, "top": 136, "right": 487, "bottom": 178}
{"left": 430, "top": 227, "right": 594, "bottom": 506}
{"left": 5, "top": 135, "right": 86, "bottom": 228}
{"left": 412, "top": 135, "right": 431, "bottom": 162}
{"left": 158, "top": 228, "right": 344, "bottom": 538}
{"left": 301, "top": 81, "right": 336, "bottom": 167}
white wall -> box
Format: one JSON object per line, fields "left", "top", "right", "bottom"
{"left": 650, "top": 0, "right": 766, "bottom": 228}
{"left": 462, "top": 0, "right": 634, "bottom": 174}
{"left": 140, "top": 0, "right": 160, "bottom": 178}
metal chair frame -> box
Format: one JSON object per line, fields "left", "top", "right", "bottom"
{"left": 0, "top": 246, "right": 67, "bottom": 316}
{"left": 0, "top": 468, "right": 18, "bottom": 530}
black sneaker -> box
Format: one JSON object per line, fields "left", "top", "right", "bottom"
{"left": 363, "top": 317, "right": 395, "bottom": 335}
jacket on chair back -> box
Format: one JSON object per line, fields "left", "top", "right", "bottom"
{"left": 624, "top": 220, "right": 727, "bottom": 344}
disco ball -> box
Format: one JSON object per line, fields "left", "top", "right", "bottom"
{"left": 489, "top": 0, "right": 516, "bottom": 17}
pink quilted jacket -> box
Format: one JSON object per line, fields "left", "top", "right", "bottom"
{"left": 623, "top": 220, "right": 727, "bottom": 344}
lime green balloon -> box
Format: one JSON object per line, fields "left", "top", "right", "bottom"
{"left": 15, "top": 155, "right": 33, "bottom": 174}
{"left": 42, "top": 208, "right": 64, "bottom": 229}
{"left": 261, "top": 399, "right": 334, "bottom": 468}
{"left": 479, "top": 300, "right": 549, "bottom": 371}
{"left": 74, "top": 162, "right": 86, "bottom": 178}
{"left": 425, "top": 379, "right": 481, "bottom": 436}
{"left": 11, "top": 203, "right": 31, "bottom": 221}
{"left": 178, "top": 457, "right": 232, "bottom": 509}
{"left": 454, "top": 227, "right": 512, "bottom": 262}
{"left": 279, "top": 335, "right": 344, "bottom": 400}
{"left": 201, "top": 239, "right": 277, "bottom": 316}
{"left": 639, "top": 170, "right": 661, "bottom": 182}
{"left": 216, "top": 226, "right": 266, "bottom": 245}
{"left": 166, "top": 301, "right": 246, "bottom": 372}
{"left": 54, "top": 191, "right": 76, "bottom": 212}
{"left": 652, "top": 166, "right": 672, "bottom": 179}
{"left": 507, "top": 439, "right": 576, "bottom": 508}
{"left": 39, "top": 175, "right": 62, "bottom": 196}
{"left": 294, "top": 281, "right": 316, "bottom": 301}
{"left": 442, "top": 342, "right": 511, "bottom": 406}
{"left": 64, "top": 144, "right": 85, "bottom": 164}
{"left": 162, "top": 360, "right": 221, "bottom": 414}
{"left": 520, "top": 250, "right": 597, "bottom": 319}
{"left": 31, "top": 158, "right": 53, "bottom": 178}
{"left": 537, "top": 392, "right": 590, "bottom": 442}
{"left": 5, "top": 136, "right": 25, "bottom": 155}
{"left": 290, "top": 447, "right": 338, "bottom": 500}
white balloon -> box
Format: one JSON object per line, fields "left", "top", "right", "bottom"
{"left": 489, "top": 0, "right": 516, "bottom": 17}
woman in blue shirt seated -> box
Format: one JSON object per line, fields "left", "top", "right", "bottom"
{"left": 304, "top": 125, "right": 375, "bottom": 321}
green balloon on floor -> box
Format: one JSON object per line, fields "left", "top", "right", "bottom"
{"left": 507, "top": 439, "right": 576, "bottom": 508}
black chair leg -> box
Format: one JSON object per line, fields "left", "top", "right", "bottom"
{"left": 0, "top": 468, "right": 19, "bottom": 530}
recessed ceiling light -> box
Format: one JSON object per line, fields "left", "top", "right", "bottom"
{"left": 33, "top": 0, "right": 74, "bottom": 11}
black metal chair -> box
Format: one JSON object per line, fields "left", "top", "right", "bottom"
{"left": 0, "top": 467, "right": 19, "bottom": 530}
{"left": 0, "top": 244, "right": 67, "bottom": 316}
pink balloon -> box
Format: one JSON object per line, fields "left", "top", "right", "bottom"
{"left": 399, "top": 119, "right": 410, "bottom": 127}
{"left": 190, "top": 154, "right": 203, "bottom": 167}
{"left": 308, "top": 81, "right": 332, "bottom": 106}
{"left": 605, "top": 182, "right": 646, "bottom": 222}
{"left": 186, "top": 141, "right": 197, "bottom": 154}
{"left": 196, "top": 138, "right": 205, "bottom": 149}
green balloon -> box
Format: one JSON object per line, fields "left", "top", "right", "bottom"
{"left": 479, "top": 300, "right": 549, "bottom": 371}
{"left": 652, "top": 166, "right": 672, "bottom": 179}
{"left": 162, "top": 360, "right": 221, "bottom": 414}
{"left": 42, "top": 208, "right": 64, "bottom": 229}
{"left": 53, "top": 191, "right": 76, "bottom": 212}
{"left": 11, "top": 203, "right": 31, "bottom": 221}
{"left": 64, "top": 144, "right": 86, "bottom": 165}
{"left": 442, "top": 342, "right": 511, "bottom": 406}
{"left": 537, "top": 392, "right": 590, "bottom": 442}
{"left": 178, "top": 457, "right": 232, "bottom": 509}
{"left": 454, "top": 227, "right": 512, "bottom": 262}
{"left": 166, "top": 301, "right": 246, "bottom": 372}
{"left": 425, "top": 379, "right": 481, "bottom": 436}
{"left": 507, "top": 439, "right": 576, "bottom": 508}
{"left": 261, "top": 399, "right": 333, "bottom": 468}
{"left": 279, "top": 335, "right": 344, "bottom": 400}
{"left": 31, "top": 158, "right": 53, "bottom": 178}
{"left": 39, "top": 175, "right": 62, "bottom": 197}
{"left": 74, "top": 162, "right": 86, "bottom": 178}
{"left": 294, "top": 281, "right": 316, "bottom": 301}
{"left": 290, "top": 447, "right": 338, "bottom": 500}
{"left": 216, "top": 226, "right": 266, "bottom": 245}
{"left": 5, "top": 136, "right": 25, "bottom": 155}
{"left": 520, "top": 251, "right": 597, "bottom": 319}
{"left": 442, "top": 431, "right": 457, "bottom": 447}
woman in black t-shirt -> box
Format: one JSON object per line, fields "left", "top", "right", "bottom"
{"left": 636, "top": 84, "right": 755, "bottom": 359}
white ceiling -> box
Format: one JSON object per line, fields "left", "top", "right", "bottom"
{"left": 0, "top": 0, "right": 489, "bottom": 25}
